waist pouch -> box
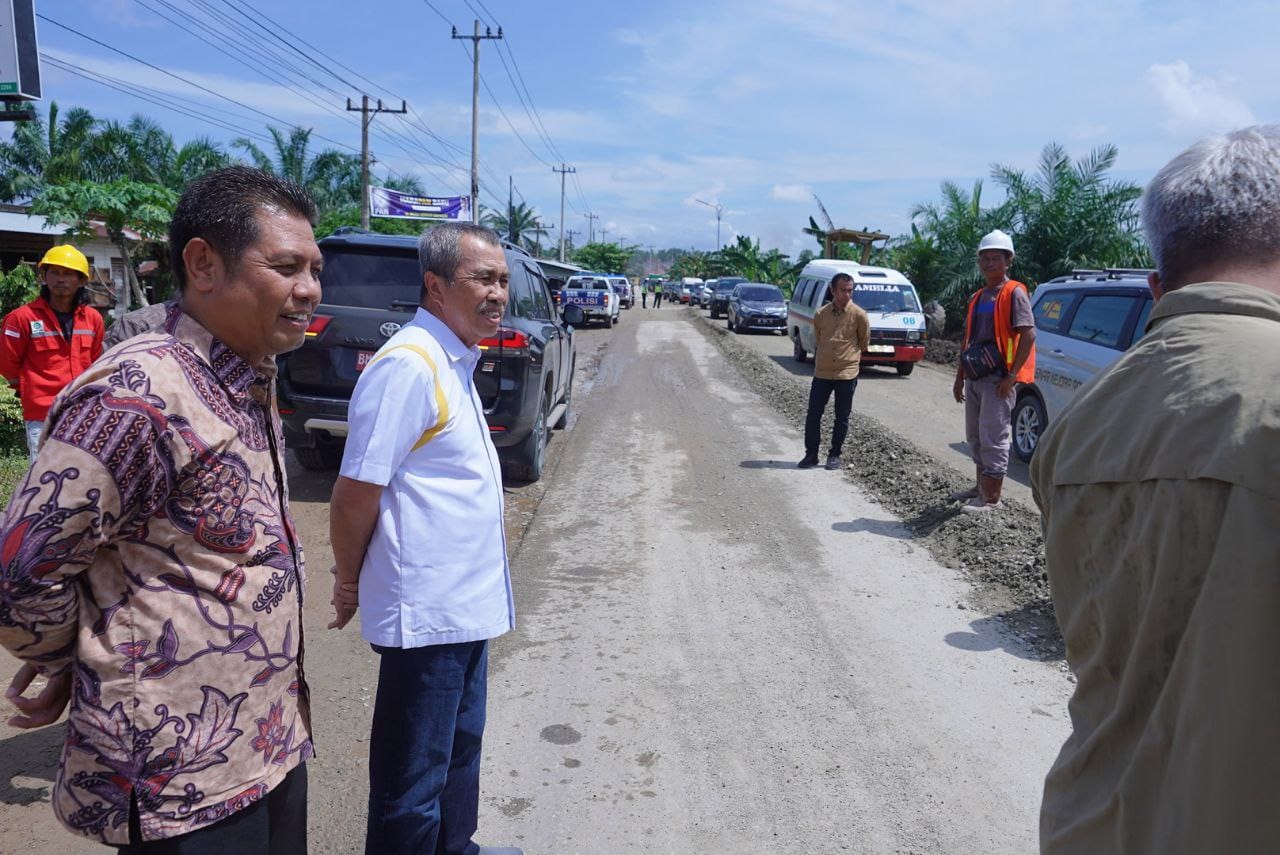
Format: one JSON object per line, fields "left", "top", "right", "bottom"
{"left": 961, "top": 341, "right": 1005, "bottom": 379}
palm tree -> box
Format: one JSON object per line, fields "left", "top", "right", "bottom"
{"left": 991, "top": 143, "right": 1148, "bottom": 284}
{"left": 233, "top": 126, "right": 360, "bottom": 212}
{"left": 482, "top": 201, "right": 548, "bottom": 251}
{"left": 908, "top": 179, "right": 1010, "bottom": 312}
{"left": 0, "top": 102, "right": 99, "bottom": 201}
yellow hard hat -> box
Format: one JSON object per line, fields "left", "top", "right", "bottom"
{"left": 38, "top": 244, "right": 90, "bottom": 278}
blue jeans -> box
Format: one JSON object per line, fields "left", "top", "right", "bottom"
{"left": 366, "top": 640, "right": 489, "bottom": 855}
{"left": 804, "top": 377, "right": 857, "bottom": 457}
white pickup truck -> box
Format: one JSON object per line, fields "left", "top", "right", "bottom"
{"left": 561, "top": 274, "right": 621, "bottom": 327}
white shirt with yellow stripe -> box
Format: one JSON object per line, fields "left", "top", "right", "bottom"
{"left": 340, "top": 307, "right": 514, "bottom": 648}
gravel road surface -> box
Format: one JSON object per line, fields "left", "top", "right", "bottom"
{"left": 478, "top": 308, "right": 1070, "bottom": 853}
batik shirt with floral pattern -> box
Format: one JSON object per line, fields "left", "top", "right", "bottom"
{"left": 0, "top": 308, "right": 312, "bottom": 844}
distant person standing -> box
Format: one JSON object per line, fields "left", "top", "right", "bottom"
{"left": 0, "top": 245, "right": 105, "bottom": 459}
{"left": 641, "top": 281, "right": 648, "bottom": 308}
{"left": 653, "top": 280, "right": 664, "bottom": 308}
{"left": 799, "top": 273, "right": 869, "bottom": 470}
{"left": 951, "top": 230, "right": 1035, "bottom": 512}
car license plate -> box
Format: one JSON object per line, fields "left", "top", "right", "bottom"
{"left": 868, "top": 344, "right": 895, "bottom": 353}
{"left": 356, "top": 350, "right": 376, "bottom": 371}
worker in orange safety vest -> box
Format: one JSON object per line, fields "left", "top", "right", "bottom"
{"left": 0, "top": 245, "right": 105, "bottom": 459}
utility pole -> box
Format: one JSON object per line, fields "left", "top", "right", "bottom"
{"left": 346, "top": 95, "right": 408, "bottom": 229}
{"left": 552, "top": 163, "right": 576, "bottom": 262}
{"left": 453, "top": 20, "right": 503, "bottom": 223}
{"left": 600, "top": 226, "right": 609, "bottom": 244}
{"left": 584, "top": 212, "right": 599, "bottom": 244}
{"left": 507, "top": 176, "right": 516, "bottom": 242}
{"left": 565, "top": 228, "right": 580, "bottom": 256}
{"left": 694, "top": 197, "right": 724, "bottom": 249}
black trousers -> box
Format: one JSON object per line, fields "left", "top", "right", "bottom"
{"left": 804, "top": 377, "right": 857, "bottom": 457}
{"left": 118, "top": 764, "right": 307, "bottom": 854}
{"left": 654, "top": 292, "right": 663, "bottom": 307}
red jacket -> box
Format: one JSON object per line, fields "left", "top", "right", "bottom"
{"left": 0, "top": 297, "right": 105, "bottom": 420}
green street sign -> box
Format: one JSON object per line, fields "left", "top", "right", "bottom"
{"left": 0, "top": 83, "right": 18, "bottom": 94}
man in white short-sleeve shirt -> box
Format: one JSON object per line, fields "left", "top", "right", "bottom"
{"left": 329, "top": 223, "right": 520, "bottom": 855}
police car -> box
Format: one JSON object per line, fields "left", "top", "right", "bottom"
{"left": 1012, "top": 269, "right": 1155, "bottom": 462}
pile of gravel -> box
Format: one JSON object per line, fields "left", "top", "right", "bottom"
{"left": 926, "top": 337, "right": 961, "bottom": 366}
{"left": 688, "top": 310, "right": 1063, "bottom": 658}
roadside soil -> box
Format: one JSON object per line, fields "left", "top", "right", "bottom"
{"left": 686, "top": 308, "right": 1062, "bottom": 660}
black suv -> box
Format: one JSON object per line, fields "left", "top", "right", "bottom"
{"left": 278, "top": 229, "right": 583, "bottom": 482}
{"left": 708, "top": 276, "right": 746, "bottom": 319}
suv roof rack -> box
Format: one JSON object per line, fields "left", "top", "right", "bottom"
{"left": 1053, "top": 267, "right": 1154, "bottom": 282}
{"left": 330, "top": 225, "right": 374, "bottom": 235}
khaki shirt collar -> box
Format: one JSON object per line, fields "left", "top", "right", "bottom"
{"left": 1149, "top": 281, "right": 1280, "bottom": 331}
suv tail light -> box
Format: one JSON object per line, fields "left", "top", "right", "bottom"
{"left": 478, "top": 327, "right": 529, "bottom": 354}
{"left": 305, "top": 314, "right": 332, "bottom": 338}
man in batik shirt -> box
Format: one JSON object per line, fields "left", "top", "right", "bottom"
{"left": 0, "top": 166, "right": 322, "bottom": 851}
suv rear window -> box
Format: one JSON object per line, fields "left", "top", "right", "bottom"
{"left": 320, "top": 249, "right": 419, "bottom": 310}
{"left": 1033, "top": 290, "right": 1076, "bottom": 334}
{"left": 1066, "top": 294, "right": 1140, "bottom": 349}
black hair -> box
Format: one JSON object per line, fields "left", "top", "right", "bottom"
{"left": 168, "top": 166, "right": 317, "bottom": 292}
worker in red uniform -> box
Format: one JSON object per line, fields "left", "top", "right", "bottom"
{"left": 0, "top": 245, "right": 105, "bottom": 459}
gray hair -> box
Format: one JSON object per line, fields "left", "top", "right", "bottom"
{"left": 1142, "top": 123, "right": 1280, "bottom": 287}
{"left": 417, "top": 222, "right": 502, "bottom": 284}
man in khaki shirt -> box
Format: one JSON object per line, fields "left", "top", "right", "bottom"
{"left": 1033, "top": 124, "right": 1280, "bottom": 854}
{"left": 799, "top": 273, "right": 870, "bottom": 470}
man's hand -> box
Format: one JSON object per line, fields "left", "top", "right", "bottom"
{"left": 6, "top": 663, "right": 72, "bottom": 728}
{"left": 997, "top": 376, "right": 1017, "bottom": 398}
{"left": 328, "top": 567, "right": 359, "bottom": 630}
{"left": 953, "top": 375, "right": 966, "bottom": 403}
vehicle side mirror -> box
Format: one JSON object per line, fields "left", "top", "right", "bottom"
{"left": 562, "top": 304, "right": 584, "bottom": 326}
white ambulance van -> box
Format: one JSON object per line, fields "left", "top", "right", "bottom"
{"left": 787, "top": 260, "right": 927, "bottom": 376}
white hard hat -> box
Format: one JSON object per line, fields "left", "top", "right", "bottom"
{"left": 977, "top": 229, "right": 1015, "bottom": 256}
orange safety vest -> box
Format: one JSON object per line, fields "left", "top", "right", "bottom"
{"left": 963, "top": 279, "right": 1035, "bottom": 384}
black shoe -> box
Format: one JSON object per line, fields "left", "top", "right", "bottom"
{"left": 798, "top": 454, "right": 819, "bottom": 469}
{"left": 825, "top": 455, "right": 841, "bottom": 470}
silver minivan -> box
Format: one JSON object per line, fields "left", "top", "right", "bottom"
{"left": 1013, "top": 270, "right": 1155, "bottom": 461}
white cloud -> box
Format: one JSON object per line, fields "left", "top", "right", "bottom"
{"left": 770, "top": 183, "right": 813, "bottom": 203}
{"left": 1147, "top": 61, "right": 1256, "bottom": 135}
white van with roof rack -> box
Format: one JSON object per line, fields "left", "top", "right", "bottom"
{"left": 788, "top": 260, "right": 927, "bottom": 376}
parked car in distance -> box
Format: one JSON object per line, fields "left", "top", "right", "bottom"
{"left": 695, "top": 279, "right": 717, "bottom": 308}
{"left": 562, "top": 273, "right": 621, "bottom": 326}
{"left": 276, "top": 229, "right": 583, "bottom": 482}
{"left": 727, "top": 282, "right": 788, "bottom": 334}
{"left": 708, "top": 276, "right": 746, "bottom": 318}
{"left": 789, "top": 261, "right": 927, "bottom": 375}
{"left": 1011, "top": 269, "right": 1155, "bottom": 462}
{"left": 608, "top": 275, "right": 633, "bottom": 309}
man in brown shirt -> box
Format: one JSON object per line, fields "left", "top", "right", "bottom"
{"left": 1, "top": 166, "right": 321, "bottom": 850}
{"left": 1034, "top": 125, "right": 1280, "bottom": 853}
{"left": 800, "top": 273, "right": 870, "bottom": 470}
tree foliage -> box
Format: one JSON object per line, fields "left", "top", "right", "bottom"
{"left": 573, "top": 242, "right": 634, "bottom": 274}
{"left": 32, "top": 180, "right": 178, "bottom": 308}
{"left": 481, "top": 201, "right": 549, "bottom": 254}
{"left": 885, "top": 141, "right": 1150, "bottom": 329}
{"left": 233, "top": 126, "right": 361, "bottom": 211}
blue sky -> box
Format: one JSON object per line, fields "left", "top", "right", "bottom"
{"left": 27, "top": 0, "right": 1278, "bottom": 257}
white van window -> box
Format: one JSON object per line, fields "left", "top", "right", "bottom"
{"left": 793, "top": 279, "right": 810, "bottom": 305}
{"left": 851, "top": 283, "right": 920, "bottom": 313}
